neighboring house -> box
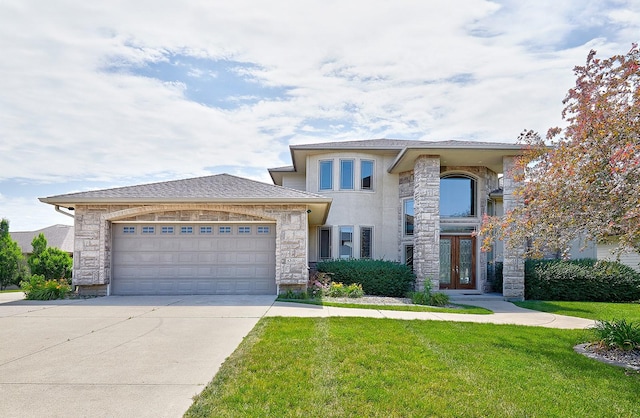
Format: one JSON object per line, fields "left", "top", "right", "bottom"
{"left": 596, "top": 241, "right": 640, "bottom": 272}
{"left": 10, "top": 224, "right": 74, "bottom": 256}
{"left": 39, "top": 139, "right": 527, "bottom": 299}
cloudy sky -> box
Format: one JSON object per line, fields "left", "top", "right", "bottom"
{"left": 1, "top": 0, "right": 638, "bottom": 231}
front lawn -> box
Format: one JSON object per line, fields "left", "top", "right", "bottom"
{"left": 186, "top": 318, "right": 639, "bottom": 417}
{"left": 515, "top": 301, "right": 640, "bottom": 322}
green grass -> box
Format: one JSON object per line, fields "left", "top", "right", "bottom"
{"left": 0, "top": 289, "right": 23, "bottom": 293}
{"left": 515, "top": 301, "right": 640, "bottom": 322}
{"left": 276, "top": 298, "right": 492, "bottom": 314}
{"left": 186, "top": 318, "right": 640, "bottom": 418}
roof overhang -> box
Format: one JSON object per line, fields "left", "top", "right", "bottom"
{"left": 39, "top": 197, "right": 333, "bottom": 226}
{"left": 388, "top": 144, "right": 525, "bottom": 174}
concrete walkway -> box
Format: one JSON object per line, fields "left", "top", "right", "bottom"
{"left": 265, "top": 297, "right": 596, "bottom": 329}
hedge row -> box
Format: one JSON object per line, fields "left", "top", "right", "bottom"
{"left": 316, "top": 259, "right": 415, "bottom": 297}
{"left": 525, "top": 259, "right": 640, "bottom": 302}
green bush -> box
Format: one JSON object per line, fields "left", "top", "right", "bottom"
{"left": 324, "top": 282, "right": 364, "bottom": 298}
{"left": 591, "top": 319, "right": 640, "bottom": 351}
{"left": 316, "top": 259, "right": 415, "bottom": 297}
{"left": 20, "top": 274, "right": 72, "bottom": 300}
{"left": 525, "top": 259, "right": 640, "bottom": 302}
{"left": 429, "top": 292, "right": 450, "bottom": 307}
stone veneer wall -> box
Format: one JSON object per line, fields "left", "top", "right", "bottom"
{"left": 501, "top": 157, "right": 525, "bottom": 300}
{"left": 413, "top": 156, "right": 441, "bottom": 291}
{"left": 72, "top": 204, "right": 309, "bottom": 295}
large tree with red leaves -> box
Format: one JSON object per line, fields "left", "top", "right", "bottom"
{"left": 480, "top": 45, "right": 640, "bottom": 258}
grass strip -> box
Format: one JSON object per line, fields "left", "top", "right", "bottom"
{"left": 276, "top": 298, "right": 491, "bottom": 314}
{"left": 515, "top": 300, "right": 640, "bottom": 322}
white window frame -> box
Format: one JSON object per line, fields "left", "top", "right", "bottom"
{"left": 360, "top": 226, "right": 373, "bottom": 259}
{"left": 403, "top": 198, "right": 414, "bottom": 236}
{"left": 238, "top": 226, "right": 251, "bottom": 234}
{"left": 319, "top": 227, "right": 332, "bottom": 260}
{"left": 257, "top": 226, "right": 271, "bottom": 234}
{"left": 142, "top": 226, "right": 155, "bottom": 234}
{"left": 319, "top": 160, "right": 333, "bottom": 191}
{"left": 360, "top": 160, "right": 374, "bottom": 191}
{"left": 161, "top": 226, "right": 174, "bottom": 234}
{"left": 200, "top": 226, "right": 213, "bottom": 234}
{"left": 219, "top": 226, "right": 232, "bottom": 234}
{"left": 340, "top": 159, "right": 354, "bottom": 190}
{"left": 339, "top": 226, "right": 354, "bottom": 259}
{"left": 180, "top": 226, "right": 193, "bottom": 234}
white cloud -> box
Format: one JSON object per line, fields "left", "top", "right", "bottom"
{"left": 0, "top": 0, "right": 638, "bottom": 228}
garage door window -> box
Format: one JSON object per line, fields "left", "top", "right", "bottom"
{"left": 142, "top": 226, "right": 155, "bottom": 234}
{"left": 123, "top": 226, "right": 135, "bottom": 234}
{"left": 200, "top": 226, "right": 212, "bottom": 234}
{"left": 257, "top": 226, "right": 270, "bottom": 234}
{"left": 181, "top": 226, "right": 193, "bottom": 234}
{"left": 161, "top": 226, "right": 174, "bottom": 234}
{"left": 238, "top": 226, "right": 251, "bottom": 234}
{"left": 219, "top": 226, "right": 231, "bottom": 234}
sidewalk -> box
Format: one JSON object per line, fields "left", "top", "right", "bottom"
{"left": 265, "top": 297, "right": 596, "bottom": 329}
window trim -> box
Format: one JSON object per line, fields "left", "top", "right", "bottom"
{"left": 319, "top": 227, "right": 332, "bottom": 260}
{"left": 339, "top": 225, "right": 354, "bottom": 259}
{"left": 340, "top": 159, "right": 354, "bottom": 190}
{"left": 319, "top": 160, "right": 333, "bottom": 191}
{"left": 360, "top": 226, "right": 373, "bottom": 259}
{"left": 440, "top": 174, "right": 477, "bottom": 218}
{"left": 403, "top": 198, "right": 415, "bottom": 236}
{"left": 360, "top": 159, "right": 374, "bottom": 191}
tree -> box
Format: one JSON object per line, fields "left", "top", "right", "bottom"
{"left": 28, "top": 233, "right": 73, "bottom": 282}
{"left": 0, "top": 219, "right": 26, "bottom": 290}
{"left": 480, "top": 45, "right": 640, "bottom": 258}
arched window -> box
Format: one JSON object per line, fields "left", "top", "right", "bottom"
{"left": 440, "top": 175, "right": 476, "bottom": 218}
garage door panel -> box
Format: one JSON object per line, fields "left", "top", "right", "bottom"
{"left": 112, "top": 223, "right": 277, "bottom": 295}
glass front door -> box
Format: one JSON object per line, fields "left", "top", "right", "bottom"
{"left": 439, "top": 236, "right": 476, "bottom": 289}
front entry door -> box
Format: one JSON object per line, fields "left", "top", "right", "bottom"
{"left": 439, "top": 236, "right": 475, "bottom": 290}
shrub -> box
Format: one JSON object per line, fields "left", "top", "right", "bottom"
{"left": 279, "top": 289, "right": 309, "bottom": 300}
{"left": 591, "top": 319, "right": 640, "bottom": 351}
{"left": 525, "top": 259, "right": 640, "bottom": 302}
{"left": 429, "top": 292, "right": 450, "bottom": 307}
{"left": 316, "top": 259, "right": 415, "bottom": 297}
{"left": 20, "top": 275, "right": 72, "bottom": 300}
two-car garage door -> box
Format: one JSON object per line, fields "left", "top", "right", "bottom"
{"left": 111, "top": 222, "right": 276, "bottom": 295}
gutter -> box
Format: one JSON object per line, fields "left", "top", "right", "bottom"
{"left": 55, "top": 205, "right": 75, "bottom": 219}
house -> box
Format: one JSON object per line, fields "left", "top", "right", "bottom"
{"left": 39, "top": 139, "right": 527, "bottom": 299}
{"left": 10, "top": 224, "right": 74, "bottom": 256}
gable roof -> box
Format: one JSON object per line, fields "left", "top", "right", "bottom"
{"left": 39, "top": 174, "right": 332, "bottom": 225}
{"left": 10, "top": 224, "right": 74, "bottom": 254}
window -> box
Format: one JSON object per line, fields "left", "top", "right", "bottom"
{"left": 340, "top": 159, "right": 354, "bottom": 190}
{"left": 361, "top": 160, "right": 373, "bottom": 190}
{"left": 161, "top": 226, "right": 174, "bottom": 234}
{"left": 180, "top": 226, "right": 193, "bottom": 234}
{"left": 404, "top": 199, "right": 414, "bottom": 236}
{"left": 238, "top": 226, "right": 251, "bottom": 234}
{"left": 339, "top": 226, "right": 353, "bottom": 258}
{"left": 257, "top": 226, "right": 270, "bottom": 234}
{"left": 319, "top": 160, "right": 333, "bottom": 190}
{"left": 405, "top": 245, "right": 414, "bottom": 272}
{"left": 360, "top": 227, "right": 372, "bottom": 259}
{"left": 200, "top": 226, "right": 212, "bottom": 234}
{"left": 319, "top": 227, "right": 332, "bottom": 259}
{"left": 219, "top": 226, "right": 231, "bottom": 234}
{"left": 142, "top": 226, "right": 155, "bottom": 234}
{"left": 440, "top": 175, "right": 476, "bottom": 217}
{"left": 123, "top": 226, "right": 135, "bottom": 234}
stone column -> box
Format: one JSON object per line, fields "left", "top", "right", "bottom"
{"left": 502, "top": 156, "right": 525, "bottom": 300}
{"left": 413, "top": 156, "right": 440, "bottom": 291}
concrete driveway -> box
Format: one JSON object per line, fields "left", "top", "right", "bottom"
{"left": 0, "top": 293, "right": 276, "bottom": 418}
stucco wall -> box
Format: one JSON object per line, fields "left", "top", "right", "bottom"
{"left": 306, "top": 152, "right": 400, "bottom": 262}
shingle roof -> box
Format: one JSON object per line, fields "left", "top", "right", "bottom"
{"left": 40, "top": 174, "right": 328, "bottom": 203}
{"left": 10, "top": 224, "right": 74, "bottom": 254}
{"left": 292, "top": 138, "right": 520, "bottom": 150}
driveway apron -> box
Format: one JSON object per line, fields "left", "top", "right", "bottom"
{"left": 0, "top": 294, "right": 276, "bottom": 418}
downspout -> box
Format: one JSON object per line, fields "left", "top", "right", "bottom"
{"left": 55, "top": 205, "right": 75, "bottom": 219}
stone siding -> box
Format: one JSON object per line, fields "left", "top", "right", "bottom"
{"left": 72, "top": 203, "right": 309, "bottom": 294}
{"left": 501, "top": 157, "right": 525, "bottom": 300}
{"left": 413, "top": 156, "right": 440, "bottom": 291}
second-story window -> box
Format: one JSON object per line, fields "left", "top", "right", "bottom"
{"left": 361, "top": 160, "right": 373, "bottom": 190}
{"left": 340, "top": 159, "right": 354, "bottom": 190}
{"left": 319, "top": 160, "right": 333, "bottom": 190}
